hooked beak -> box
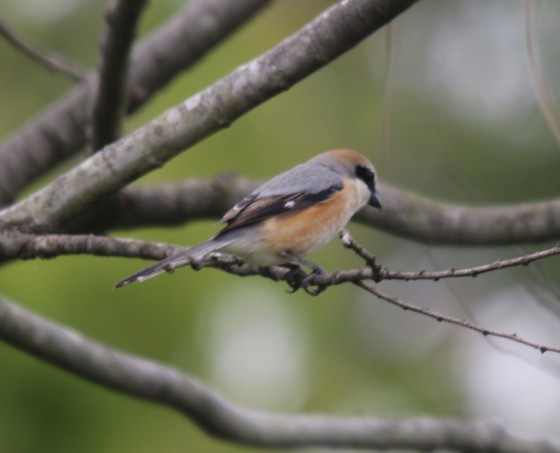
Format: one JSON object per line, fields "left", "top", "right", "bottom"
{"left": 369, "top": 192, "right": 382, "bottom": 210}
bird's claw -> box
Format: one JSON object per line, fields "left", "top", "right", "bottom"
{"left": 283, "top": 265, "right": 327, "bottom": 296}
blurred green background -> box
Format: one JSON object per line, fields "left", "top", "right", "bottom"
{"left": 1, "top": 0, "right": 560, "bottom": 451}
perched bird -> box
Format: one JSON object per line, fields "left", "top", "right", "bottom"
{"left": 116, "top": 149, "right": 381, "bottom": 294}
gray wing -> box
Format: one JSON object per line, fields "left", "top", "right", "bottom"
{"left": 253, "top": 162, "right": 341, "bottom": 197}
{"left": 215, "top": 163, "right": 342, "bottom": 238}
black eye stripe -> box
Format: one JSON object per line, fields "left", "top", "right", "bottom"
{"left": 355, "top": 165, "right": 375, "bottom": 191}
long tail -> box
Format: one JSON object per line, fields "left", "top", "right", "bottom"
{"left": 115, "top": 239, "right": 230, "bottom": 288}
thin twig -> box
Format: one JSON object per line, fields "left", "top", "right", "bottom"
{"left": 525, "top": 0, "right": 560, "bottom": 146}
{"left": 339, "top": 230, "right": 560, "bottom": 282}
{"left": 339, "top": 229, "right": 382, "bottom": 279}
{"left": 0, "top": 16, "right": 87, "bottom": 81}
{"left": 380, "top": 244, "right": 560, "bottom": 281}
{"left": 356, "top": 281, "right": 560, "bottom": 354}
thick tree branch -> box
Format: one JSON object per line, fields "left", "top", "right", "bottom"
{"left": 0, "top": 0, "right": 272, "bottom": 206}
{"left": 0, "top": 16, "right": 87, "bottom": 81}
{"left": 360, "top": 184, "right": 560, "bottom": 245}
{"left": 90, "top": 0, "right": 148, "bottom": 151}
{"left": 49, "top": 175, "right": 560, "bottom": 245}
{"left": 88, "top": 174, "right": 257, "bottom": 231}
{"left": 0, "top": 0, "right": 420, "bottom": 232}
{"left": 0, "top": 295, "right": 556, "bottom": 452}
{"left": 115, "top": 174, "right": 255, "bottom": 230}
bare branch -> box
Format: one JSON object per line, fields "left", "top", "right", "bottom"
{"left": 4, "top": 218, "right": 560, "bottom": 281}
{"left": 356, "top": 281, "right": 560, "bottom": 354}
{"left": 3, "top": 230, "right": 560, "bottom": 288}
{"left": 0, "top": 0, "right": 420, "bottom": 232}
{"left": 90, "top": 0, "right": 148, "bottom": 151}
{"left": 0, "top": 16, "right": 87, "bottom": 81}
{"left": 339, "top": 229, "right": 382, "bottom": 278}
{"left": 339, "top": 229, "right": 560, "bottom": 282}
{"left": 3, "top": 230, "right": 560, "bottom": 354}
{"left": 357, "top": 184, "right": 560, "bottom": 245}
{"left": 0, "top": 295, "right": 557, "bottom": 452}
{"left": 64, "top": 176, "right": 560, "bottom": 245}
{"left": 90, "top": 174, "right": 257, "bottom": 231}
{"left": 0, "top": 0, "right": 273, "bottom": 206}
{"left": 380, "top": 247, "right": 560, "bottom": 281}
{"left": 16, "top": 234, "right": 178, "bottom": 261}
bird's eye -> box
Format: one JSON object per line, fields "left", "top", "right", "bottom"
{"left": 355, "top": 165, "right": 375, "bottom": 191}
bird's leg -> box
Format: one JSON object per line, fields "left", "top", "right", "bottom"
{"left": 280, "top": 252, "right": 327, "bottom": 296}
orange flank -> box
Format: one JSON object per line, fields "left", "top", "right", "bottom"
{"left": 260, "top": 176, "right": 359, "bottom": 256}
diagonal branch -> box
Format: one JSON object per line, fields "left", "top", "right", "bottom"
{"left": 0, "top": 0, "right": 272, "bottom": 206}
{"left": 0, "top": 295, "right": 557, "bottom": 452}
{"left": 90, "top": 0, "right": 149, "bottom": 151}
{"left": 0, "top": 16, "right": 87, "bottom": 81}
{"left": 356, "top": 281, "right": 560, "bottom": 354}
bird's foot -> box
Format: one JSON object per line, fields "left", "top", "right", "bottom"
{"left": 281, "top": 260, "right": 327, "bottom": 296}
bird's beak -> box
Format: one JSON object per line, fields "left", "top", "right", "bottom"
{"left": 369, "top": 192, "right": 382, "bottom": 210}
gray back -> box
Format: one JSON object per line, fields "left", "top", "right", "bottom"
{"left": 253, "top": 162, "right": 341, "bottom": 197}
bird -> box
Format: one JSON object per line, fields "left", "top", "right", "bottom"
{"left": 116, "top": 149, "right": 381, "bottom": 294}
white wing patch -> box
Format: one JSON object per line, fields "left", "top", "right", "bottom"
{"left": 284, "top": 200, "right": 296, "bottom": 209}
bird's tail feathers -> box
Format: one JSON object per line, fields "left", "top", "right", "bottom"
{"left": 115, "top": 239, "right": 230, "bottom": 288}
